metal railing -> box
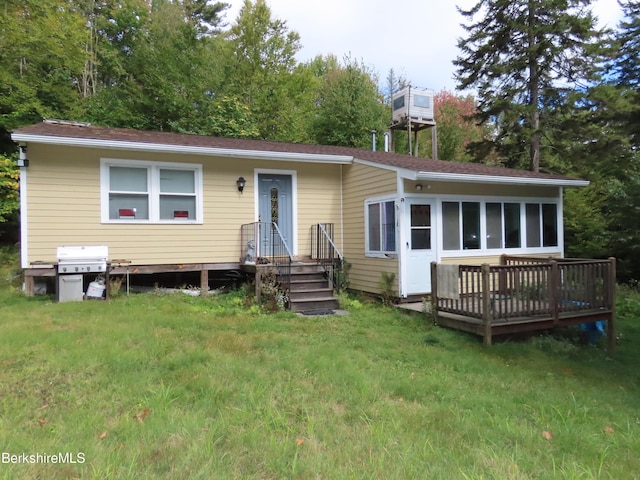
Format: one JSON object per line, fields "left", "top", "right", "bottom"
{"left": 311, "top": 223, "right": 344, "bottom": 291}
{"left": 241, "top": 221, "right": 293, "bottom": 300}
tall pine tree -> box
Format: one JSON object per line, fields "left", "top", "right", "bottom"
{"left": 454, "top": 0, "right": 602, "bottom": 172}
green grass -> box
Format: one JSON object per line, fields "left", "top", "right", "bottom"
{"left": 1, "top": 278, "right": 640, "bottom": 479}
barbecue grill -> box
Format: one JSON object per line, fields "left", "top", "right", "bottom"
{"left": 56, "top": 246, "right": 108, "bottom": 302}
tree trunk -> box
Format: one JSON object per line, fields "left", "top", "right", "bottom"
{"left": 528, "top": 0, "right": 540, "bottom": 172}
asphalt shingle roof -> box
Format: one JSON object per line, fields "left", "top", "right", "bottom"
{"left": 13, "top": 121, "right": 583, "bottom": 183}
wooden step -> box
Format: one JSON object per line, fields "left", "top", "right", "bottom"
{"left": 290, "top": 296, "right": 339, "bottom": 313}
{"left": 289, "top": 263, "right": 324, "bottom": 274}
{"left": 289, "top": 287, "right": 334, "bottom": 301}
{"left": 289, "top": 279, "right": 330, "bottom": 291}
{"left": 279, "top": 262, "right": 339, "bottom": 313}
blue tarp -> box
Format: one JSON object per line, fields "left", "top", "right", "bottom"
{"left": 580, "top": 321, "right": 606, "bottom": 344}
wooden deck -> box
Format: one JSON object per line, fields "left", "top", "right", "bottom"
{"left": 430, "top": 256, "right": 616, "bottom": 352}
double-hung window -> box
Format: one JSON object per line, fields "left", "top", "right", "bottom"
{"left": 101, "top": 159, "right": 203, "bottom": 223}
{"left": 366, "top": 199, "right": 396, "bottom": 255}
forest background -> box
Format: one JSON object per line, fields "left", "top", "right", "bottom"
{"left": 1, "top": 0, "right": 639, "bottom": 280}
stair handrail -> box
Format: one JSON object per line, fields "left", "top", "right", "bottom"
{"left": 269, "top": 221, "right": 293, "bottom": 308}
{"left": 318, "top": 223, "right": 343, "bottom": 261}
{"left": 270, "top": 221, "right": 294, "bottom": 262}
{"left": 240, "top": 221, "right": 293, "bottom": 309}
{"left": 313, "top": 223, "right": 344, "bottom": 291}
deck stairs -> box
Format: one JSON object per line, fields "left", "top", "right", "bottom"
{"left": 286, "top": 263, "right": 339, "bottom": 313}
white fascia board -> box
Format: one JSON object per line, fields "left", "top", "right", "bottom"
{"left": 416, "top": 171, "right": 589, "bottom": 188}
{"left": 352, "top": 158, "right": 588, "bottom": 187}
{"left": 10, "top": 133, "right": 354, "bottom": 165}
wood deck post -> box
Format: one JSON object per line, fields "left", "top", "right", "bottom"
{"left": 200, "top": 269, "right": 209, "bottom": 293}
{"left": 607, "top": 257, "right": 617, "bottom": 356}
{"left": 498, "top": 254, "right": 507, "bottom": 294}
{"left": 430, "top": 262, "right": 438, "bottom": 322}
{"left": 481, "top": 263, "right": 492, "bottom": 345}
{"left": 255, "top": 267, "right": 262, "bottom": 303}
{"left": 549, "top": 260, "right": 560, "bottom": 325}
{"left": 24, "top": 274, "right": 35, "bottom": 296}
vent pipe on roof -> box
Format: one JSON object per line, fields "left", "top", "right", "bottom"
{"left": 383, "top": 132, "right": 390, "bottom": 152}
{"left": 370, "top": 130, "right": 377, "bottom": 151}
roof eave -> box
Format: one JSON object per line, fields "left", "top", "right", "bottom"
{"left": 10, "top": 133, "right": 354, "bottom": 165}
{"left": 416, "top": 171, "right": 589, "bottom": 188}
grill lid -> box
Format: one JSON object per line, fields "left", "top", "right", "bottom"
{"left": 57, "top": 245, "right": 108, "bottom": 263}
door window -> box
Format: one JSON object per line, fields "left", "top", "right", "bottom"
{"left": 410, "top": 204, "right": 431, "bottom": 250}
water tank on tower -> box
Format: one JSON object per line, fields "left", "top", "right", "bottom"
{"left": 391, "top": 86, "right": 435, "bottom": 126}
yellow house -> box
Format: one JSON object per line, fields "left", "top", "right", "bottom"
{"left": 11, "top": 120, "right": 588, "bottom": 302}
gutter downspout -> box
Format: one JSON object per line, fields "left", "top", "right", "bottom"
{"left": 18, "top": 146, "right": 28, "bottom": 269}
{"left": 397, "top": 173, "right": 406, "bottom": 298}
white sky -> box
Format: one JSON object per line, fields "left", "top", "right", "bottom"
{"left": 223, "top": 0, "right": 623, "bottom": 94}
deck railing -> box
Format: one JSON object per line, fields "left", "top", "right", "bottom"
{"left": 430, "top": 257, "right": 616, "bottom": 350}
{"left": 310, "top": 223, "right": 344, "bottom": 291}
{"left": 241, "top": 221, "right": 293, "bottom": 298}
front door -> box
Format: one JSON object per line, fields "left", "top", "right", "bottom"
{"left": 258, "top": 174, "right": 293, "bottom": 256}
{"left": 405, "top": 200, "right": 436, "bottom": 294}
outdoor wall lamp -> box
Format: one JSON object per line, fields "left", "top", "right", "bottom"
{"left": 236, "top": 176, "right": 246, "bottom": 193}
{"left": 17, "top": 145, "right": 29, "bottom": 168}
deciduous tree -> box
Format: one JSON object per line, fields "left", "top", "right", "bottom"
{"left": 312, "top": 56, "right": 388, "bottom": 149}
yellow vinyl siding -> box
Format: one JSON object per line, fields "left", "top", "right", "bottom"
{"left": 24, "top": 145, "right": 342, "bottom": 266}
{"left": 404, "top": 180, "right": 560, "bottom": 198}
{"left": 342, "top": 163, "right": 399, "bottom": 295}
{"left": 294, "top": 164, "right": 342, "bottom": 257}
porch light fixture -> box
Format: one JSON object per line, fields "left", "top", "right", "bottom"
{"left": 415, "top": 184, "right": 423, "bottom": 191}
{"left": 17, "top": 145, "right": 29, "bottom": 168}
{"left": 236, "top": 176, "right": 246, "bottom": 193}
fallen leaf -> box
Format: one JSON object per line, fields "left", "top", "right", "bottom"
{"left": 133, "top": 408, "right": 151, "bottom": 423}
{"left": 76, "top": 338, "right": 83, "bottom": 344}
{"left": 604, "top": 426, "right": 615, "bottom": 435}
{"left": 542, "top": 430, "right": 553, "bottom": 440}
{"left": 99, "top": 431, "right": 108, "bottom": 440}
{"left": 200, "top": 428, "right": 209, "bottom": 433}
{"left": 563, "top": 368, "right": 572, "bottom": 375}
{"left": 296, "top": 438, "right": 305, "bottom": 446}
{"left": 38, "top": 418, "right": 47, "bottom": 427}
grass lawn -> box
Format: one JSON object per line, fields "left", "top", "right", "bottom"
{"left": 1, "top": 268, "right": 640, "bottom": 478}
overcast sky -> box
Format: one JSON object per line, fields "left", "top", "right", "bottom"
{"left": 223, "top": 0, "right": 623, "bottom": 94}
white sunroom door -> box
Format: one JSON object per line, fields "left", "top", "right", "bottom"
{"left": 405, "top": 200, "right": 436, "bottom": 295}
{"left": 258, "top": 174, "right": 293, "bottom": 257}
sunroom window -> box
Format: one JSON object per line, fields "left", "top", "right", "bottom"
{"left": 366, "top": 200, "right": 396, "bottom": 254}
{"left": 443, "top": 200, "right": 558, "bottom": 251}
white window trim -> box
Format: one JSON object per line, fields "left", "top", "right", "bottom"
{"left": 437, "top": 195, "right": 562, "bottom": 257}
{"left": 100, "top": 158, "right": 203, "bottom": 224}
{"left": 364, "top": 195, "right": 398, "bottom": 258}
